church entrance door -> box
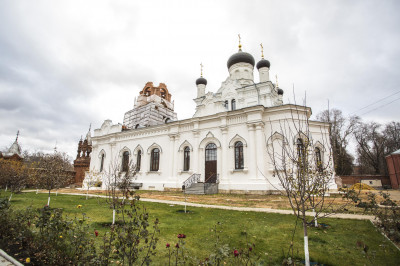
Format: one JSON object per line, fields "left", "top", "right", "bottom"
{"left": 205, "top": 143, "right": 217, "bottom": 183}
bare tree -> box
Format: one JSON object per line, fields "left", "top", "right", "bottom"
{"left": 266, "top": 105, "right": 351, "bottom": 266}
{"left": 83, "top": 168, "right": 101, "bottom": 200}
{"left": 0, "top": 159, "right": 28, "bottom": 201}
{"left": 32, "top": 151, "right": 73, "bottom": 206}
{"left": 316, "top": 108, "right": 359, "bottom": 175}
{"left": 354, "top": 121, "right": 387, "bottom": 175}
{"left": 103, "top": 156, "right": 137, "bottom": 224}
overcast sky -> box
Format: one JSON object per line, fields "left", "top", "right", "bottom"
{"left": 1, "top": 0, "right": 399, "bottom": 160}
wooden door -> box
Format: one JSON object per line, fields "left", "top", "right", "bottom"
{"left": 205, "top": 143, "right": 217, "bottom": 183}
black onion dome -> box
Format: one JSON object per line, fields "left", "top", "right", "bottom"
{"left": 277, "top": 88, "right": 284, "bottom": 95}
{"left": 196, "top": 77, "right": 207, "bottom": 85}
{"left": 256, "top": 59, "right": 271, "bottom": 69}
{"left": 227, "top": 51, "right": 255, "bottom": 69}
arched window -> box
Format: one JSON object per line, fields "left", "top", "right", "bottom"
{"left": 135, "top": 124, "right": 140, "bottom": 129}
{"left": 297, "top": 138, "right": 306, "bottom": 167}
{"left": 145, "top": 88, "right": 151, "bottom": 96}
{"left": 224, "top": 100, "right": 229, "bottom": 109}
{"left": 150, "top": 148, "right": 160, "bottom": 171}
{"left": 183, "top": 146, "right": 190, "bottom": 171}
{"left": 100, "top": 154, "right": 105, "bottom": 172}
{"left": 231, "top": 99, "right": 236, "bottom": 110}
{"left": 136, "top": 150, "right": 142, "bottom": 171}
{"left": 205, "top": 143, "right": 217, "bottom": 161}
{"left": 315, "top": 147, "right": 322, "bottom": 172}
{"left": 122, "top": 151, "right": 129, "bottom": 172}
{"left": 234, "top": 141, "right": 244, "bottom": 169}
{"left": 161, "top": 89, "right": 166, "bottom": 99}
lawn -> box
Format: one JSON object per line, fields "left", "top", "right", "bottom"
{"left": 4, "top": 191, "right": 400, "bottom": 265}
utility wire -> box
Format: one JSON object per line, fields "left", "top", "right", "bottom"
{"left": 359, "top": 96, "right": 400, "bottom": 116}
{"left": 350, "top": 90, "right": 400, "bottom": 115}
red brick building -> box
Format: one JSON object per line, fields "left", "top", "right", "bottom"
{"left": 73, "top": 130, "right": 92, "bottom": 185}
{"left": 386, "top": 149, "right": 400, "bottom": 189}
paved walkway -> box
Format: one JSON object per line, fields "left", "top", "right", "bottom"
{"left": 40, "top": 191, "right": 375, "bottom": 221}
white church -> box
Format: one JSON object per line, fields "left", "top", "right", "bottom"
{"left": 84, "top": 41, "right": 336, "bottom": 194}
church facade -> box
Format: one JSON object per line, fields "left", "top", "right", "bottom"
{"left": 86, "top": 43, "right": 336, "bottom": 193}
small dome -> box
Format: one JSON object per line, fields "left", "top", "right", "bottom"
{"left": 227, "top": 51, "right": 255, "bottom": 69}
{"left": 277, "top": 88, "right": 284, "bottom": 95}
{"left": 196, "top": 77, "right": 207, "bottom": 86}
{"left": 256, "top": 59, "right": 270, "bottom": 70}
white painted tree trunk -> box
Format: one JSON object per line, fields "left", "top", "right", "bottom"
{"left": 304, "top": 236, "right": 310, "bottom": 266}
{"left": 5, "top": 185, "right": 7, "bottom": 192}
{"left": 36, "top": 189, "right": 39, "bottom": 194}
{"left": 47, "top": 196, "right": 51, "bottom": 206}
{"left": 313, "top": 208, "right": 318, "bottom": 227}
{"left": 112, "top": 209, "right": 116, "bottom": 225}
{"left": 56, "top": 190, "right": 58, "bottom": 196}
{"left": 9, "top": 193, "right": 12, "bottom": 202}
{"left": 86, "top": 189, "right": 89, "bottom": 200}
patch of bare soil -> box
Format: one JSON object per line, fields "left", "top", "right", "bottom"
{"left": 51, "top": 188, "right": 398, "bottom": 214}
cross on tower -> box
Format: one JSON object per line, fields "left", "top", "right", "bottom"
{"left": 275, "top": 74, "right": 279, "bottom": 87}
{"left": 15, "top": 130, "right": 19, "bottom": 142}
{"left": 238, "top": 34, "right": 242, "bottom": 50}
{"left": 200, "top": 63, "right": 203, "bottom": 77}
{"left": 260, "top": 43, "right": 264, "bottom": 59}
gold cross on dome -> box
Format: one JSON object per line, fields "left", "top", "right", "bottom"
{"left": 260, "top": 43, "right": 264, "bottom": 59}
{"left": 200, "top": 63, "right": 203, "bottom": 77}
{"left": 275, "top": 74, "right": 279, "bottom": 87}
{"left": 238, "top": 34, "right": 242, "bottom": 50}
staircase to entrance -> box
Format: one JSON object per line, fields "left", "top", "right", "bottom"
{"left": 182, "top": 173, "right": 219, "bottom": 195}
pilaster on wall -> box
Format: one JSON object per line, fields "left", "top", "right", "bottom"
{"left": 220, "top": 126, "right": 228, "bottom": 181}
{"left": 247, "top": 123, "right": 257, "bottom": 180}
{"left": 255, "top": 122, "right": 265, "bottom": 180}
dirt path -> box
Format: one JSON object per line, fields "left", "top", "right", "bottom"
{"left": 28, "top": 190, "right": 376, "bottom": 221}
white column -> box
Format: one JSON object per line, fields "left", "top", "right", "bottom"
{"left": 247, "top": 124, "right": 257, "bottom": 180}
{"left": 173, "top": 135, "right": 179, "bottom": 184}
{"left": 169, "top": 135, "right": 175, "bottom": 180}
{"left": 220, "top": 126, "right": 228, "bottom": 181}
{"left": 193, "top": 130, "right": 200, "bottom": 175}
{"left": 255, "top": 123, "right": 265, "bottom": 179}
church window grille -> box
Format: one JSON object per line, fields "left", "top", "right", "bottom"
{"left": 231, "top": 99, "right": 236, "bottom": 110}
{"left": 297, "top": 138, "right": 306, "bottom": 168}
{"left": 122, "top": 151, "right": 129, "bottom": 172}
{"left": 100, "top": 154, "right": 105, "bottom": 172}
{"left": 136, "top": 150, "right": 141, "bottom": 171}
{"left": 315, "top": 147, "right": 322, "bottom": 172}
{"left": 205, "top": 143, "right": 217, "bottom": 161}
{"left": 183, "top": 146, "right": 190, "bottom": 171}
{"left": 234, "top": 141, "right": 244, "bottom": 169}
{"left": 151, "top": 148, "right": 160, "bottom": 171}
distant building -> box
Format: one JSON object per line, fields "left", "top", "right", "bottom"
{"left": 386, "top": 149, "right": 400, "bottom": 189}
{"left": 73, "top": 129, "right": 92, "bottom": 185}
{"left": 0, "top": 131, "right": 23, "bottom": 161}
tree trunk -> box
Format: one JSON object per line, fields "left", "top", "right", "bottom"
{"left": 47, "top": 190, "right": 51, "bottom": 206}
{"left": 112, "top": 208, "right": 116, "bottom": 225}
{"left": 9, "top": 193, "right": 12, "bottom": 202}
{"left": 303, "top": 215, "right": 310, "bottom": 266}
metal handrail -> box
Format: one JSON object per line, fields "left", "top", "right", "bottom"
{"left": 182, "top": 173, "right": 201, "bottom": 189}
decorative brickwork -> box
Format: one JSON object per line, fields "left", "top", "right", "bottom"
{"left": 73, "top": 134, "right": 92, "bottom": 185}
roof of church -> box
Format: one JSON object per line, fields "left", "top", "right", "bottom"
{"left": 196, "top": 77, "right": 207, "bottom": 85}
{"left": 391, "top": 149, "right": 400, "bottom": 155}
{"left": 256, "top": 59, "right": 271, "bottom": 69}
{"left": 227, "top": 50, "right": 255, "bottom": 69}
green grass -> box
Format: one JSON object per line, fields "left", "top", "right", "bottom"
{"left": 4, "top": 191, "right": 400, "bottom": 265}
